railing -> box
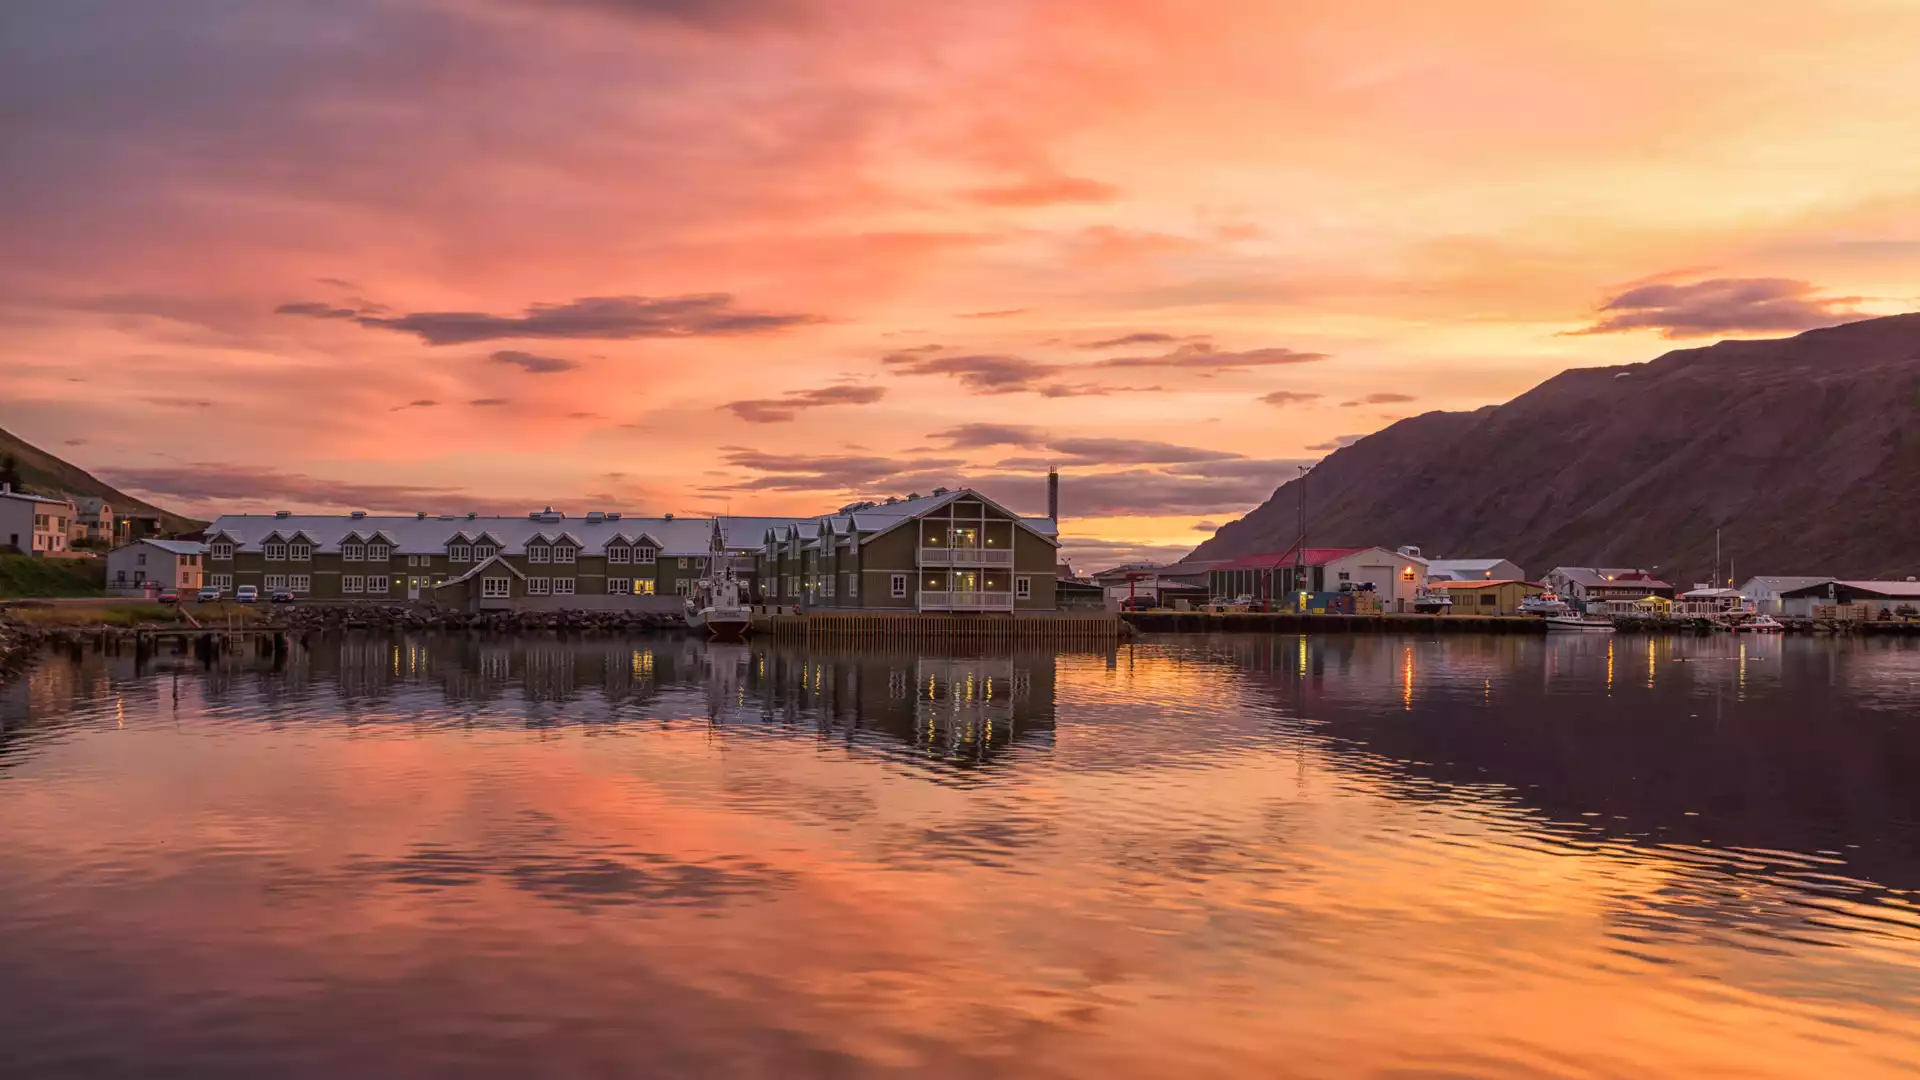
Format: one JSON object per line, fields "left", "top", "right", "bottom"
{"left": 918, "top": 547, "right": 1014, "bottom": 567}
{"left": 920, "top": 590, "right": 1015, "bottom": 611}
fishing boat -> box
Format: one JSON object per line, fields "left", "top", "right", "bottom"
{"left": 1544, "top": 614, "right": 1616, "bottom": 632}
{"left": 1733, "top": 614, "right": 1784, "bottom": 633}
{"left": 1411, "top": 586, "right": 1453, "bottom": 615}
{"left": 1519, "top": 593, "right": 1571, "bottom": 617}
{"left": 685, "top": 572, "right": 752, "bottom": 638}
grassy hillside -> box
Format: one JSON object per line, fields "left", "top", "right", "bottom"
{"left": 0, "top": 423, "right": 202, "bottom": 535}
{"left": 0, "top": 554, "right": 106, "bottom": 598}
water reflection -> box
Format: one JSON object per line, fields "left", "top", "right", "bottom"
{"left": 0, "top": 632, "right": 1915, "bottom": 1079}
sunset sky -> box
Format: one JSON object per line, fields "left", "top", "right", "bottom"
{"left": 4, "top": 0, "right": 1917, "bottom": 568}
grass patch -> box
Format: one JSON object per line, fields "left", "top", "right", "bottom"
{"left": 0, "top": 555, "right": 106, "bottom": 598}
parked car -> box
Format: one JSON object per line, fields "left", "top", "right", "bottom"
{"left": 157, "top": 590, "right": 180, "bottom": 604}
{"left": 195, "top": 587, "right": 222, "bottom": 602}
{"left": 235, "top": 585, "right": 259, "bottom": 604}
{"left": 270, "top": 588, "right": 296, "bottom": 603}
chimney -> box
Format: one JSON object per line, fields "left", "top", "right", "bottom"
{"left": 1046, "top": 466, "right": 1060, "bottom": 521}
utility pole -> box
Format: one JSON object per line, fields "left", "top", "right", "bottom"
{"left": 1294, "top": 465, "right": 1312, "bottom": 606}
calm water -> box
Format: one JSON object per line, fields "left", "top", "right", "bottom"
{"left": 2, "top": 633, "right": 1917, "bottom": 1079}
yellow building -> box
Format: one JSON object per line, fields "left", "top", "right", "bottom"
{"left": 1429, "top": 579, "right": 1545, "bottom": 616}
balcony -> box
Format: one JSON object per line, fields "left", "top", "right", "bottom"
{"left": 920, "top": 590, "right": 1015, "bottom": 611}
{"left": 918, "top": 546, "right": 1014, "bottom": 568}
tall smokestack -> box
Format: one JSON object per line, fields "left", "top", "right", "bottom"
{"left": 1047, "top": 466, "right": 1060, "bottom": 522}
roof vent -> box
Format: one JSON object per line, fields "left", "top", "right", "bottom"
{"left": 664, "top": 512, "right": 674, "bottom": 521}
{"left": 350, "top": 510, "right": 367, "bottom": 519}
{"left": 606, "top": 512, "right": 621, "bottom": 521}
{"left": 885, "top": 496, "right": 899, "bottom": 504}
{"left": 585, "top": 511, "right": 606, "bottom": 523}
{"left": 932, "top": 487, "right": 949, "bottom": 496}
{"left": 467, "top": 512, "right": 477, "bottom": 519}
{"left": 274, "top": 510, "right": 291, "bottom": 518}
{"left": 907, "top": 492, "right": 921, "bottom": 500}
{"left": 416, "top": 511, "right": 427, "bottom": 519}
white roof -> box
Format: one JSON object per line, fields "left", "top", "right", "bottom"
{"left": 1738, "top": 576, "right": 1834, "bottom": 592}
{"left": 0, "top": 488, "right": 74, "bottom": 506}
{"left": 714, "top": 516, "right": 811, "bottom": 551}
{"left": 139, "top": 539, "right": 208, "bottom": 556}
{"left": 762, "top": 488, "right": 1058, "bottom": 550}
{"left": 206, "top": 513, "right": 715, "bottom": 557}
{"left": 1424, "top": 558, "right": 1515, "bottom": 577}
{"left": 1836, "top": 579, "right": 1920, "bottom": 598}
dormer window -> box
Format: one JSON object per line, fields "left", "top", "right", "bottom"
{"left": 607, "top": 544, "right": 631, "bottom": 565}
{"left": 264, "top": 542, "right": 288, "bottom": 561}
{"left": 635, "top": 545, "right": 657, "bottom": 565}
{"left": 554, "top": 544, "right": 577, "bottom": 564}
{"left": 342, "top": 542, "right": 365, "bottom": 561}
{"left": 210, "top": 542, "right": 233, "bottom": 561}
{"left": 450, "top": 544, "right": 472, "bottom": 563}
{"left": 473, "top": 543, "right": 498, "bottom": 560}
{"left": 367, "top": 543, "right": 389, "bottom": 561}
{"left": 290, "top": 542, "right": 311, "bottom": 561}
{"left": 528, "top": 543, "right": 552, "bottom": 564}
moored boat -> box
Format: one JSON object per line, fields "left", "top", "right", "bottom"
{"left": 1544, "top": 614, "right": 1616, "bottom": 632}
{"left": 685, "top": 573, "right": 752, "bottom": 638}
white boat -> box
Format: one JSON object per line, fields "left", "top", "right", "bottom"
{"left": 1411, "top": 587, "right": 1453, "bottom": 615}
{"left": 1545, "top": 614, "right": 1616, "bottom": 632}
{"left": 1733, "top": 614, "right": 1784, "bottom": 633}
{"left": 685, "top": 573, "right": 752, "bottom": 638}
{"left": 1520, "top": 593, "right": 1571, "bottom": 617}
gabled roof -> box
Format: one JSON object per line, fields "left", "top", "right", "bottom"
{"left": 1737, "top": 575, "right": 1834, "bottom": 592}
{"left": 1551, "top": 567, "right": 1674, "bottom": 590}
{"left": 0, "top": 487, "right": 74, "bottom": 507}
{"left": 1215, "top": 547, "right": 1371, "bottom": 571}
{"left": 1427, "top": 579, "right": 1534, "bottom": 590}
{"left": 849, "top": 488, "right": 1059, "bottom": 548}
{"left": 205, "top": 512, "right": 715, "bottom": 557}
{"left": 135, "top": 539, "right": 208, "bottom": 557}
{"left": 1782, "top": 578, "right": 1920, "bottom": 599}
{"left": 715, "top": 516, "right": 813, "bottom": 550}
{"left": 435, "top": 552, "right": 527, "bottom": 587}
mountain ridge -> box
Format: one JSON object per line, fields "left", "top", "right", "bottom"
{"left": 0, "top": 425, "right": 202, "bottom": 536}
{"left": 1190, "top": 313, "right": 1920, "bottom": 581}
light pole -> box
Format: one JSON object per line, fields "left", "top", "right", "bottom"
{"left": 1294, "top": 464, "right": 1312, "bottom": 607}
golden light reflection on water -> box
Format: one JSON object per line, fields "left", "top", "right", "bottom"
{"left": 0, "top": 633, "right": 1916, "bottom": 1078}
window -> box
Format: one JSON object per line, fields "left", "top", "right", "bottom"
{"left": 136, "top": 552, "right": 147, "bottom": 565}
{"left": 607, "top": 545, "right": 631, "bottom": 565}
{"left": 526, "top": 577, "right": 551, "bottom": 595}
{"left": 891, "top": 573, "right": 907, "bottom": 599}
{"left": 264, "top": 542, "right": 287, "bottom": 561}
{"left": 133, "top": 570, "right": 145, "bottom": 583}
{"left": 367, "top": 575, "right": 389, "bottom": 593}
{"left": 1480, "top": 594, "right": 1496, "bottom": 607}
{"left": 847, "top": 575, "right": 857, "bottom": 598}
{"left": 342, "top": 576, "right": 364, "bottom": 594}
{"left": 290, "top": 575, "right": 311, "bottom": 593}
{"left": 341, "top": 542, "right": 365, "bottom": 561}
{"left": 473, "top": 544, "right": 498, "bottom": 559}
{"left": 450, "top": 544, "right": 472, "bottom": 563}
{"left": 290, "top": 543, "right": 311, "bottom": 561}
{"left": 528, "top": 544, "right": 551, "bottom": 564}
{"left": 1337, "top": 571, "right": 1351, "bottom": 581}
{"left": 554, "top": 545, "right": 576, "bottom": 565}
{"left": 367, "top": 543, "right": 390, "bottom": 561}
{"left": 114, "top": 570, "right": 127, "bottom": 583}
{"left": 265, "top": 574, "right": 287, "bottom": 589}
{"left": 211, "top": 574, "right": 232, "bottom": 589}
{"left": 552, "top": 577, "right": 575, "bottom": 595}
{"left": 635, "top": 546, "right": 657, "bottom": 565}
{"left": 1016, "top": 576, "right": 1032, "bottom": 600}
{"left": 608, "top": 577, "right": 632, "bottom": 595}
{"left": 210, "top": 542, "right": 232, "bottom": 561}
{"left": 675, "top": 580, "right": 692, "bottom": 596}
{"left": 481, "top": 577, "right": 510, "bottom": 598}
{"left": 635, "top": 579, "right": 655, "bottom": 596}
{"left": 822, "top": 577, "right": 835, "bottom": 599}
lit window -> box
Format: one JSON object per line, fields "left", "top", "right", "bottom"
{"left": 635, "top": 579, "right": 655, "bottom": 596}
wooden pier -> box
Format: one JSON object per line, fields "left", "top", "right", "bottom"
{"left": 754, "top": 611, "right": 1127, "bottom": 644}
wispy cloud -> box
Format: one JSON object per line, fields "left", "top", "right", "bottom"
{"left": 468, "top": 397, "right": 512, "bottom": 406}
{"left": 1339, "top": 392, "right": 1414, "bottom": 406}
{"left": 724, "top": 383, "right": 887, "bottom": 423}
{"left": 955, "top": 309, "right": 1030, "bottom": 320}
{"left": 1260, "top": 390, "right": 1322, "bottom": 407}
{"left": 1569, "top": 277, "right": 1863, "bottom": 338}
{"left": 100, "top": 463, "right": 471, "bottom": 511}
{"left": 390, "top": 398, "right": 438, "bottom": 411}
{"left": 1096, "top": 343, "right": 1329, "bottom": 371}
{"left": 490, "top": 350, "right": 580, "bottom": 374}
{"left": 1306, "top": 434, "right": 1365, "bottom": 451}
{"left": 963, "top": 175, "right": 1117, "bottom": 207}
{"left": 279, "top": 294, "right": 820, "bottom": 345}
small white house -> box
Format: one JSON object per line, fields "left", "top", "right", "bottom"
{"left": 0, "top": 484, "right": 76, "bottom": 556}
{"left": 106, "top": 539, "right": 206, "bottom": 596}
{"left": 1418, "top": 556, "right": 1527, "bottom": 583}
{"left": 1325, "top": 547, "right": 1430, "bottom": 612}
